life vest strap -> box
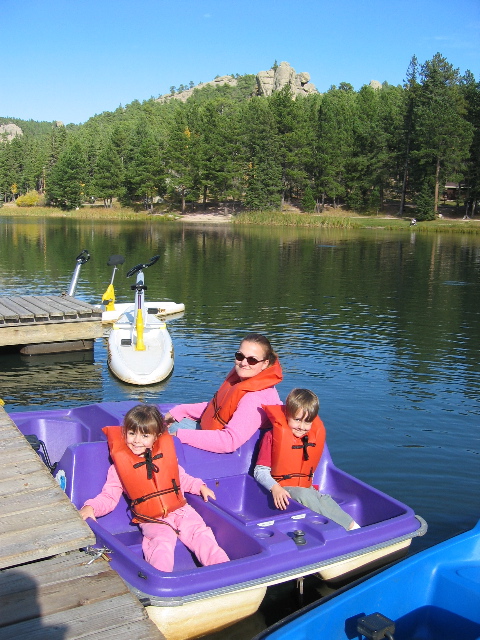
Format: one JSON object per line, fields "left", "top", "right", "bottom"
{"left": 133, "top": 450, "right": 164, "bottom": 480}
{"left": 292, "top": 437, "right": 316, "bottom": 461}
{"left": 212, "top": 392, "right": 228, "bottom": 427}
{"left": 131, "top": 485, "right": 180, "bottom": 506}
{"left": 130, "top": 507, "right": 180, "bottom": 534}
{"left": 272, "top": 470, "right": 314, "bottom": 482}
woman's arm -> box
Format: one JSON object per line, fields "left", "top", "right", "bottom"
{"left": 168, "top": 402, "right": 208, "bottom": 424}
{"left": 176, "top": 388, "right": 281, "bottom": 453}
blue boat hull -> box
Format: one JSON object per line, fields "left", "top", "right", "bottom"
{"left": 255, "top": 521, "right": 480, "bottom": 640}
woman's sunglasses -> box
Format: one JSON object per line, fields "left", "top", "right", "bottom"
{"left": 235, "top": 351, "right": 266, "bottom": 366}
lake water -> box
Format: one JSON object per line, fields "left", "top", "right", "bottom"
{"left": 1, "top": 216, "right": 479, "bottom": 635}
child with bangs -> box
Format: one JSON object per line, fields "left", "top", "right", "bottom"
{"left": 79, "top": 404, "right": 229, "bottom": 572}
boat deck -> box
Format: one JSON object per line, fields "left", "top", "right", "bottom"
{"left": 0, "top": 407, "right": 164, "bottom": 639}
{"left": 0, "top": 295, "right": 103, "bottom": 349}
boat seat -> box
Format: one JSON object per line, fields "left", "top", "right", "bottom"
{"left": 56, "top": 440, "right": 136, "bottom": 535}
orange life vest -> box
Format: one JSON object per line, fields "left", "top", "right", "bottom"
{"left": 265, "top": 405, "right": 325, "bottom": 488}
{"left": 103, "top": 426, "right": 187, "bottom": 521}
{"left": 200, "top": 360, "right": 283, "bottom": 430}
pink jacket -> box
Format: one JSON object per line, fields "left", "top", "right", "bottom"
{"left": 84, "top": 463, "right": 205, "bottom": 517}
{"left": 170, "top": 387, "right": 281, "bottom": 454}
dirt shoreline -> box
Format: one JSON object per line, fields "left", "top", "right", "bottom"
{"left": 174, "top": 212, "right": 233, "bottom": 222}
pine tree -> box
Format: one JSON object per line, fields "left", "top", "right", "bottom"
{"left": 461, "top": 70, "right": 480, "bottom": 216}
{"left": 413, "top": 53, "right": 474, "bottom": 214}
{"left": 46, "top": 141, "right": 87, "bottom": 209}
{"left": 241, "top": 98, "right": 282, "bottom": 210}
{"left": 94, "top": 141, "right": 124, "bottom": 207}
{"left": 315, "top": 85, "right": 355, "bottom": 208}
{"left": 399, "top": 56, "right": 419, "bottom": 215}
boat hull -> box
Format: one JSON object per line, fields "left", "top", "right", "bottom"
{"left": 255, "top": 521, "right": 480, "bottom": 640}
{"left": 145, "top": 586, "right": 267, "bottom": 640}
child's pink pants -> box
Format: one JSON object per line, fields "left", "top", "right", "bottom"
{"left": 140, "top": 503, "right": 229, "bottom": 572}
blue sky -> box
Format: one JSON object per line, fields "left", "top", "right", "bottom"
{"left": 2, "top": 0, "right": 479, "bottom": 125}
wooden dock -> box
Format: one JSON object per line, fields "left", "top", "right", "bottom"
{"left": 0, "top": 295, "right": 103, "bottom": 351}
{"left": 0, "top": 407, "right": 164, "bottom": 639}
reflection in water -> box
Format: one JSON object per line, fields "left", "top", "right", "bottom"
{"left": 1, "top": 217, "right": 480, "bottom": 636}
{"left": 0, "top": 349, "right": 102, "bottom": 408}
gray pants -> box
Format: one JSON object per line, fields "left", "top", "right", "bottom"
{"left": 285, "top": 486, "right": 354, "bottom": 530}
{"left": 168, "top": 418, "right": 199, "bottom": 435}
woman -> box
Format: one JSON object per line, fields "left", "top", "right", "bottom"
{"left": 165, "top": 333, "right": 283, "bottom": 453}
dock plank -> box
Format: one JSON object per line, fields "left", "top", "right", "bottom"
{"left": 46, "top": 296, "right": 103, "bottom": 318}
{"left": 32, "top": 297, "right": 78, "bottom": 319}
{"left": 12, "top": 297, "right": 51, "bottom": 321}
{"left": 0, "top": 298, "right": 35, "bottom": 322}
{"left": 0, "top": 300, "right": 22, "bottom": 323}
{"left": 13, "top": 296, "right": 65, "bottom": 320}
{"left": 0, "top": 408, "right": 94, "bottom": 570}
{"left": 0, "top": 552, "right": 164, "bottom": 639}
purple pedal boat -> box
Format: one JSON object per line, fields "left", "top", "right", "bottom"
{"left": 11, "top": 401, "right": 427, "bottom": 640}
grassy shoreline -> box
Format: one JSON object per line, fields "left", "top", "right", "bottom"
{"left": 1, "top": 204, "right": 479, "bottom": 233}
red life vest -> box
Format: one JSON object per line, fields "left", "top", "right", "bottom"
{"left": 200, "top": 360, "right": 283, "bottom": 430}
{"left": 103, "top": 426, "right": 187, "bottom": 522}
{"left": 264, "top": 405, "right": 325, "bottom": 488}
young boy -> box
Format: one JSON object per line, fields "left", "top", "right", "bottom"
{"left": 254, "top": 388, "right": 359, "bottom": 531}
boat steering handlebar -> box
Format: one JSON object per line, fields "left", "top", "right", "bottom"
{"left": 126, "top": 255, "right": 160, "bottom": 278}
{"left": 75, "top": 249, "right": 90, "bottom": 265}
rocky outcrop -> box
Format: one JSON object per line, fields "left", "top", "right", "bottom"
{"left": 157, "top": 75, "right": 238, "bottom": 103}
{"left": 369, "top": 80, "right": 382, "bottom": 90}
{"left": 157, "top": 62, "right": 318, "bottom": 103}
{"left": 0, "top": 123, "right": 23, "bottom": 142}
{"left": 257, "top": 62, "right": 317, "bottom": 98}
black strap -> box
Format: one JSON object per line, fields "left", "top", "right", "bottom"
{"left": 292, "top": 436, "right": 316, "bottom": 461}
{"left": 130, "top": 507, "right": 180, "bottom": 534}
{"left": 212, "top": 392, "right": 228, "bottom": 427}
{"left": 133, "top": 449, "right": 163, "bottom": 479}
{"left": 272, "top": 469, "right": 314, "bottom": 482}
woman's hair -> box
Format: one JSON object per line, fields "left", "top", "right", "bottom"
{"left": 285, "top": 389, "right": 319, "bottom": 422}
{"left": 240, "top": 333, "right": 277, "bottom": 366}
{"left": 122, "top": 404, "right": 166, "bottom": 439}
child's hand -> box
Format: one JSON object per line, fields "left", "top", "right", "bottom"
{"left": 79, "top": 505, "right": 96, "bottom": 521}
{"left": 200, "top": 485, "right": 216, "bottom": 502}
{"left": 164, "top": 412, "right": 175, "bottom": 426}
{"left": 271, "top": 484, "right": 291, "bottom": 510}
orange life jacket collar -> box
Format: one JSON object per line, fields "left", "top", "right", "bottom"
{"left": 200, "top": 359, "right": 283, "bottom": 430}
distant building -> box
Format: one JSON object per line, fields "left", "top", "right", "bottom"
{"left": 444, "top": 182, "right": 466, "bottom": 201}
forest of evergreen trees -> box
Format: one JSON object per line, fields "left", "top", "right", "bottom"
{"left": 0, "top": 54, "right": 478, "bottom": 221}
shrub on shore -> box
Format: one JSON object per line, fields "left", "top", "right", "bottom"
{"left": 15, "top": 191, "right": 45, "bottom": 207}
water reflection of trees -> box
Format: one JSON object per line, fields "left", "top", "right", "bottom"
{"left": 1, "top": 220, "right": 479, "bottom": 395}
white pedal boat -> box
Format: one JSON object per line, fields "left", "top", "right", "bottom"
{"left": 107, "top": 256, "right": 175, "bottom": 386}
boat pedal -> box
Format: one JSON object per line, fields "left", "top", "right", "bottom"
{"left": 121, "top": 338, "right": 132, "bottom": 346}
{"left": 24, "top": 434, "right": 55, "bottom": 471}
{"left": 356, "top": 612, "right": 395, "bottom": 640}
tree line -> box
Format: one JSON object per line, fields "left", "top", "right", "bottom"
{"left": 0, "top": 54, "right": 478, "bottom": 221}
